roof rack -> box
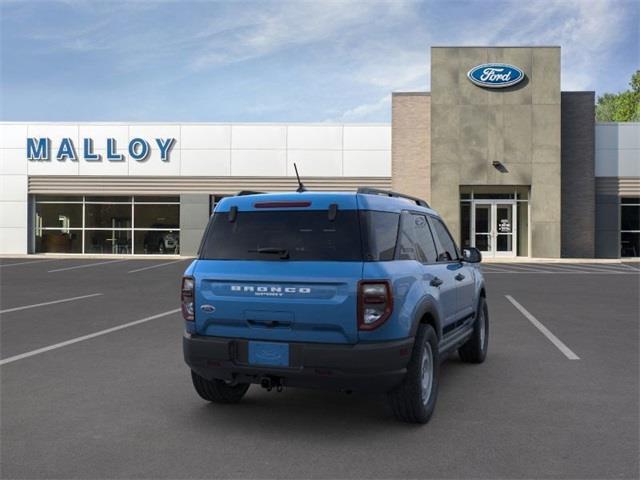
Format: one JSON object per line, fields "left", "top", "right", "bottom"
{"left": 236, "top": 190, "right": 266, "bottom": 196}
{"left": 357, "top": 187, "right": 430, "bottom": 208}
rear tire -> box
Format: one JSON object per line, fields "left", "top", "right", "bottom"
{"left": 387, "top": 324, "right": 439, "bottom": 424}
{"left": 458, "top": 296, "right": 489, "bottom": 363}
{"left": 191, "top": 371, "right": 250, "bottom": 404}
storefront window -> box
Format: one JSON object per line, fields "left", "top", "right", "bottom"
{"left": 134, "top": 204, "right": 179, "bottom": 229}
{"left": 621, "top": 197, "right": 640, "bottom": 257}
{"left": 85, "top": 203, "right": 132, "bottom": 229}
{"left": 33, "top": 195, "right": 181, "bottom": 254}
{"left": 85, "top": 230, "right": 132, "bottom": 254}
{"left": 36, "top": 203, "right": 83, "bottom": 229}
{"left": 35, "top": 229, "right": 82, "bottom": 253}
{"left": 134, "top": 230, "right": 180, "bottom": 254}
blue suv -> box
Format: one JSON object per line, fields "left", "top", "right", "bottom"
{"left": 182, "top": 188, "right": 488, "bottom": 423}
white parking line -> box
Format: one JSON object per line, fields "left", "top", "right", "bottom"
{"left": 505, "top": 295, "right": 580, "bottom": 360}
{"left": 0, "top": 259, "right": 57, "bottom": 268}
{"left": 48, "top": 259, "right": 129, "bottom": 273}
{"left": 0, "top": 308, "right": 181, "bottom": 366}
{"left": 485, "top": 271, "right": 636, "bottom": 274}
{"left": 0, "top": 293, "right": 103, "bottom": 315}
{"left": 540, "top": 263, "right": 630, "bottom": 273}
{"left": 492, "top": 264, "right": 549, "bottom": 272}
{"left": 482, "top": 266, "right": 558, "bottom": 274}
{"left": 128, "top": 259, "right": 185, "bottom": 273}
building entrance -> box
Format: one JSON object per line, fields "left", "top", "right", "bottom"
{"left": 472, "top": 200, "right": 516, "bottom": 257}
{"left": 460, "top": 186, "right": 529, "bottom": 258}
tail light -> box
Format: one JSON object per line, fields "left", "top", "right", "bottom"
{"left": 358, "top": 280, "right": 393, "bottom": 330}
{"left": 181, "top": 276, "right": 195, "bottom": 321}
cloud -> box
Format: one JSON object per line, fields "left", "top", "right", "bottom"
{"left": 337, "top": 94, "right": 391, "bottom": 122}
{"left": 188, "top": 1, "right": 416, "bottom": 71}
{"left": 1, "top": 0, "right": 637, "bottom": 121}
{"left": 438, "top": 0, "right": 634, "bottom": 91}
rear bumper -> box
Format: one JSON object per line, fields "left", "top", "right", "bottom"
{"left": 183, "top": 334, "right": 414, "bottom": 393}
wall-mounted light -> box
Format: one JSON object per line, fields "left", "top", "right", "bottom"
{"left": 492, "top": 161, "right": 509, "bottom": 173}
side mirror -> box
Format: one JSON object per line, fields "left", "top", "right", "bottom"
{"left": 462, "top": 247, "right": 482, "bottom": 263}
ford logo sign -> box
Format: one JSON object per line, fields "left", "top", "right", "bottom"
{"left": 467, "top": 63, "right": 525, "bottom": 89}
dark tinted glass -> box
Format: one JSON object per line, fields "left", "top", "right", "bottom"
{"left": 85, "top": 204, "right": 131, "bottom": 228}
{"left": 200, "top": 210, "right": 362, "bottom": 261}
{"left": 473, "top": 193, "right": 514, "bottom": 199}
{"left": 621, "top": 197, "right": 640, "bottom": 204}
{"left": 460, "top": 203, "right": 471, "bottom": 248}
{"left": 621, "top": 232, "right": 639, "bottom": 257}
{"left": 397, "top": 213, "right": 437, "bottom": 263}
{"left": 134, "top": 204, "right": 179, "bottom": 229}
{"left": 85, "top": 196, "right": 131, "bottom": 203}
{"left": 134, "top": 196, "right": 179, "bottom": 203}
{"left": 36, "top": 195, "right": 82, "bottom": 202}
{"left": 429, "top": 217, "right": 459, "bottom": 261}
{"left": 621, "top": 205, "right": 640, "bottom": 231}
{"left": 360, "top": 211, "right": 399, "bottom": 261}
{"left": 134, "top": 230, "right": 180, "bottom": 254}
{"left": 36, "top": 203, "right": 83, "bottom": 229}
{"left": 84, "top": 230, "right": 131, "bottom": 254}
{"left": 35, "top": 230, "right": 82, "bottom": 253}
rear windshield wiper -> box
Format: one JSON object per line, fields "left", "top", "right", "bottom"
{"left": 248, "top": 247, "right": 290, "bottom": 260}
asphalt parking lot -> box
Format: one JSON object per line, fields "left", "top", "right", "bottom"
{"left": 1, "top": 258, "right": 639, "bottom": 479}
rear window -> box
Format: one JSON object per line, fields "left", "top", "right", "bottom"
{"left": 200, "top": 210, "right": 363, "bottom": 261}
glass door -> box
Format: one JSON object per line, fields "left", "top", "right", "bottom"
{"left": 472, "top": 201, "right": 517, "bottom": 257}
{"left": 474, "top": 203, "right": 492, "bottom": 256}
{"left": 494, "top": 203, "right": 516, "bottom": 257}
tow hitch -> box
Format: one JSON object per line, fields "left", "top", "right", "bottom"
{"left": 260, "top": 376, "right": 284, "bottom": 392}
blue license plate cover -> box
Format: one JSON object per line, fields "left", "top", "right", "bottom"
{"left": 248, "top": 341, "right": 290, "bottom": 367}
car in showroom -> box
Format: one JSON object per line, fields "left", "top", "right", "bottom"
{"left": 143, "top": 225, "right": 179, "bottom": 254}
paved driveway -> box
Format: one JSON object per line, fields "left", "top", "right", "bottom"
{"left": 1, "top": 258, "right": 638, "bottom": 479}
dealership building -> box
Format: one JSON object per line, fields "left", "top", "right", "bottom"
{"left": 0, "top": 46, "right": 638, "bottom": 258}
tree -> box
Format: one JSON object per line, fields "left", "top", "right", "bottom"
{"left": 596, "top": 70, "right": 640, "bottom": 122}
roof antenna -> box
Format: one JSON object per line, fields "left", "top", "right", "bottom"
{"left": 293, "top": 163, "right": 306, "bottom": 193}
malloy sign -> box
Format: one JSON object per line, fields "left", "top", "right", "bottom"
{"left": 26, "top": 137, "right": 175, "bottom": 162}
{"left": 467, "top": 63, "right": 525, "bottom": 88}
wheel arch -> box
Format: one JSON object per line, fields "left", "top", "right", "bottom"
{"left": 410, "top": 300, "right": 443, "bottom": 340}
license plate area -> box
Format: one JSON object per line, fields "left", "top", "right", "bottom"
{"left": 248, "top": 341, "right": 289, "bottom": 367}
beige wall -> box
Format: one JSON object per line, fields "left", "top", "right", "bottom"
{"left": 428, "top": 46, "right": 562, "bottom": 257}
{"left": 391, "top": 93, "right": 431, "bottom": 202}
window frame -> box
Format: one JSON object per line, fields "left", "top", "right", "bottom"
{"left": 34, "top": 195, "right": 181, "bottom": 255}
{"left": 427, "top": 214, "right": 461, "bottom": 263}
{"left": 395, "top": 210, "right": 439, "bottom": 265}
{"left": 620, "top": 197, "right": 640, "bottom": 258}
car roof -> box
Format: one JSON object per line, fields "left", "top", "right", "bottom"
{"left": 215, "top": 191, "right": 438, "bottom": 216}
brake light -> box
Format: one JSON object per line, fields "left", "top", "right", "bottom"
{"left": 181, "top": 276, "right": 195, "bottom": 321}
{"left": 254, "top": 201, "right": 311, "bottom": 208}
{"left": 358, "top": 280, "right": 393, "bottom": 330}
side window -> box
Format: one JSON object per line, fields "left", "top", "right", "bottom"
{"left": 429, "top": 216, "right": 459, "bottom": 262}
{"left": 361, "top": 211, "right": 400, "bottom": 261}
{"left": 397, "top": 212, "right": 438, "bottom": 263}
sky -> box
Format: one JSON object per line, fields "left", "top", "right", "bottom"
{"left": 1, "top": 0, "right": 638, "bottom": 122}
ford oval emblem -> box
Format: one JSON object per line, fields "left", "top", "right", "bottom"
{"left": 467, "top": 63, "right": 525, "bottom": 89}
{"left": 200, "top": 304, "right": 215, "bottom": 313}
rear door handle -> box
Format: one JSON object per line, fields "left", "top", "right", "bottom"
{"left": 455, "top": 273, "right": 465, "bottom": 281}
{"left": 430, "top": 277, "right": 443, "bottom": 287}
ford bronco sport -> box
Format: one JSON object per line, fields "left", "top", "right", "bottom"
{"left": 182, "top": 188, "right": 488, "bottom": 423}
